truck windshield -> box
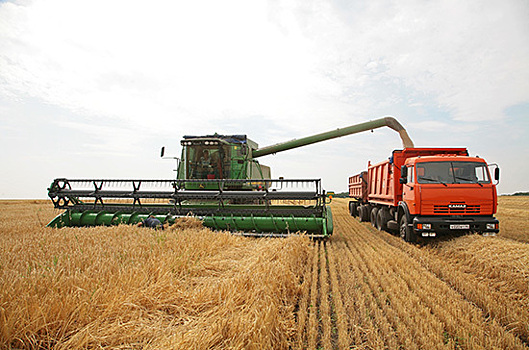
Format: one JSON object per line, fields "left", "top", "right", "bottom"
{"left": 186, "top": 145, "right": 231, "bottom": 179}
{"left": 416, "top": 161, "right": 490, "bottom": 185}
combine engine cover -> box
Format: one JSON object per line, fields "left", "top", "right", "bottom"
{"left": 47, "top": 178, "right": 333, "bottom": 238}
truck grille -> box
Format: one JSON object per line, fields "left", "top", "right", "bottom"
{"left": 434, "top": 204, "right": 481, "bottom": 214}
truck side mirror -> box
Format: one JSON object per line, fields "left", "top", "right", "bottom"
{"left": 400, "top": 165, "right": 408, "bottom": 178}
{"left": 488, "top": 163, "right": 500, "bottom": 184}
{"left": 160, "top": 146, "right": 165, "bottom": 158}
{"left": 400, "top": 166, "right": 408, "bottom": 184}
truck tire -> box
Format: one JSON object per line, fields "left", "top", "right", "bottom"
{"left": 349, "top": 201, "right": 358, "bottom": 217}
{"left": 361, "top": 205, "right": 370, "bottom": 222}
{"left": 358, "top": 206, "right": 366, "bottom": 222}
{"left": 370, "top": 207, "right": 379, "bottom": 227}
{"left": 376, "top": 209, "right": 388, "bottom": 231}
{"left": 399, "top": 215, "right": 417, "bottom": 243}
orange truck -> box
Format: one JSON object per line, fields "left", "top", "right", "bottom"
{"left": 348, "top": 148, "right": 500, "bottom": 242}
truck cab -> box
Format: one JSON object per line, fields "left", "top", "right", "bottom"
{"left": 400, "top": 155, "right": 499, "bottom": 239}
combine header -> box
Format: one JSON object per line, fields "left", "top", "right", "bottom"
{"left": 48, "top": 116, "right": 413, "bottom": 238}
{"left": 48, "top": 178, "right": 332, "bottom": 238}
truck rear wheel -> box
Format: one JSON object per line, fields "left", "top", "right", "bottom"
{"left": 376, "top": 208, "right": 388, "bottom": 231}
{"left": 399, "top": 215, "right": 417, "bottom": 243}
{"left": 370, "top": 207, "right": 379, "bottom": 227}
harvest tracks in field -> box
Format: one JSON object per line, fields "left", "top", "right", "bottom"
{"left": 297, "top": 200, "right": 529, "bottom": 350}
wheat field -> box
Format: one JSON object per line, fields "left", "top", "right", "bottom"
{"left": 1, "top": 196, "right": 528, "bottom": 349}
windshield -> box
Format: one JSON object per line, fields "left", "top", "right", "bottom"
{"left": 416, "top": 161, "right": 490, "bottom": 185}
{"left": 186, "top": 144, "right": 231, "bottom": 179}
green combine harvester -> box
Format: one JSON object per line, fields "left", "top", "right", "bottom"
{"left": 47, "top": 117, "right": 413, "bottom": 238}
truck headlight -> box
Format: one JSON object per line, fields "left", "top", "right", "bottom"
{"left": 422, "top": 223, "right": 431, "bottom": 230}
{"left": 486, "top": 223, "right": 497, "bottom": 230}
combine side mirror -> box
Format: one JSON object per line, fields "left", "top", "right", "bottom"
{"left": 494, "top": 168, "right": 500, "bottom": 181}
{"left": 160, "top": 146, "right": 165, "bottom": 158}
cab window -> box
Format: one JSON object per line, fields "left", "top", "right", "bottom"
{"left": 407, "top": 166, "right": 414, "bottom": 184}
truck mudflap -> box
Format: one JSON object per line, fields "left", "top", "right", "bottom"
{"left": 412, "top": 216, "right": 499, "bottom": 237}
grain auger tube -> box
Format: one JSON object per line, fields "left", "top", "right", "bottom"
{"left": 252, "top": 116, "right": 414, "bottom": 158}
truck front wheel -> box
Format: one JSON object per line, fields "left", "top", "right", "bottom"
{"left": 399, "top": 215, "right": 417, "bottom": 243}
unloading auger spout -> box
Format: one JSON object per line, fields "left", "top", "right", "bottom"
{"left": 252, "top": 117, "right": 414, "bottom": 158}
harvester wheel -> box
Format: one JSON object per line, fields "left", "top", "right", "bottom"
{"left": 399, "top": 215, "right": 417, "bottom": 243}
{"left": 370, "top": 207, "right": 379, "bottom": 227}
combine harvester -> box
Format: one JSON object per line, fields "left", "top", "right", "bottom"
{"left": 48, "top": 117, "right": 412, "bottom": 238}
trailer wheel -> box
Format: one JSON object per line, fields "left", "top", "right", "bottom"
{"left": 399, "top": 215, "right": 417, "bottom": 243}
{"left": 358, "top": 206, "right": 364, "bottom": 221}
{"left": 358, "top": 206, "right": 367, "bottom": 222}
{"left": 370, "top": 207, "right": 379, "bottom": 227}
{"left": 363, "top": 206, "right": 371, "bottom": 222}
{"left": 349, "top": 201, "right": 358, "bottom": 217}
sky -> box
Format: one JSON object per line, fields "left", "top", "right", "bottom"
{"left": 0, "top": 0, "right": 528, "bottom": 198}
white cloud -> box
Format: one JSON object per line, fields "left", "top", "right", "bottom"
{"left": 293, "top": 0, "right": 529, "bottom": 122}
{"left": 2, "top": 0, "right": 528, "bottom": 128}
{"left": 1, "top": 0, "right": 328, "bottom": 132}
